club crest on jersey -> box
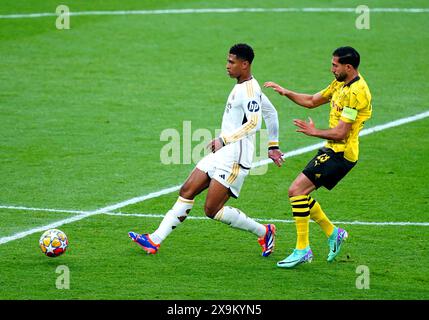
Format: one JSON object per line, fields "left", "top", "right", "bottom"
{"left": 247, "top": 100, "right": 260, "bottom": 112}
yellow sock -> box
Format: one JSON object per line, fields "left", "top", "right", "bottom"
{"left": 308, "top": 196, "right": 334, "bottom": 237}
{"left": 290, "top": 195, "right": 310, "bottom": 250}
{"left": 294, "top": 216, "right": 310, "bottom": 249}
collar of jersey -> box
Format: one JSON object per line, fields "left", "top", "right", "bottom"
{"left": 237, "top": 76, "right": 253, "bottom": 84}
{"left": 344, "top": 75, "right": 360, "bottom": 87}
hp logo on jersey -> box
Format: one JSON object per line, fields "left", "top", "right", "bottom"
{"left": 247, "top": 100, "right": 260, "bottom": 112}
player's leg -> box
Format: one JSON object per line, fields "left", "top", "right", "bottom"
{"left": 289, "top": 173, "right": 316, "bottom": 249}
{"left": 149, "top": 168, "right": 210, "bottom": 242}
{"left": 128, "top": 168, "right": 210, "bottom": 254}
{"left": 284, "top": 148, "right": 354, "bottom": 265}
{"left": 308, "top": 195, "right": 334, "bottom": 238}
{"left": 205, "top": 179, "right": 266, "bottom": 236}
{"left": 307, "top": 193, "right": 349, "bottom": 262}
{"left": 288, "top": 175, "right": 336, "bottom": 242}
{"left": 308, "top": 149, "right": 355, "bottom": 261}
{"left": 304, "top": 150, "right": 339, "bottom": 239}
{"left": 277, "top": 173, "right": 315, "bottom": 268}
{"left": 205, "top": 175, "right": 276, "bottom": 257}
{"left": 307, "top": 193, "right": 348, "bottom": 262}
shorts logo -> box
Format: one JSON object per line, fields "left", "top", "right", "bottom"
{"left": 314, "top": 154, "right": 330, "bottom": 166}
{"left": 247, "top": 100, "right": 260, "bottom": 112}
{"left": 219, "top": 174, "right": 225, "bottom": 180}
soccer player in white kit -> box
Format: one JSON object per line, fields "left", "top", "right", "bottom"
{"left": 129, "top": 44, "right": 284, "bottom": 256}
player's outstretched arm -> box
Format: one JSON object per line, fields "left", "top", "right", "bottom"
{"left": 268, "top": 148, "right": 284, "bottom": 167}
{"left": 264, "top": 81, "right": 328, "bottom": 109}
{"left": 294, "top": 117, "right": 352, "bottom": 141}
{"left": 261, "top": 93, "right": 284, "bottom": 167}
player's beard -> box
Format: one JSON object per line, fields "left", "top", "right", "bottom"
{"left": 334, "top": 72, "right": 347, "bottom": 82}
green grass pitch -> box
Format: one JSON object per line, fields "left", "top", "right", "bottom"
{"left": 0, "top": 0, "right": 428, "bottom": 300}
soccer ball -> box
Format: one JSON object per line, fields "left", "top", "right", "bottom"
{"left": 39, "top": 229, "right": 68, "bottom": 257}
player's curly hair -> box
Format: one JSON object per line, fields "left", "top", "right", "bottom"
{"left": 333, "top": 46, "right": 360, "bottom": 69}
{"left": 229, "top": 43, "right": 254, "bottom": 64}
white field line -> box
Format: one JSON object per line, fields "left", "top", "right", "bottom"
{"left": 0, "top": 205, "right": 88, "bottom": 215}
{"left": 106, "top": 212, "right": 429, "bottom": 226}
{"left": 1, "top": 7, "right": 429, "bottom": 19}
{"left": 0, "top": 110, "right": 429, "bottom": 245}
{"left": 0, "top": 185, "right": 180, "bottom": 245}
{"left": 1, "top": 206, "right": 428, "bottom": 226}
{"left": 253, "top": 110, "right": 429, "bottom": 168}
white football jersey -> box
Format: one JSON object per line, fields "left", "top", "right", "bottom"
{"left": 197, "top": 77, "right": 280, "bottom": 197}
{"left": 218, "top": 77, "right": 263, "bottom": 169}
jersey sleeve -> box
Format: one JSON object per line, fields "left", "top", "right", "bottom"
{"left": 319, "top": 79, "right": 337, "bottom": 101}
{"left": 340, "top": 84, "right": 371, "bottom": 123}
{"left": 261, "top": 93, "right": 280, "bottom": 149}
{"left": 220, "top": 88, "right": 262, "bottom": 145}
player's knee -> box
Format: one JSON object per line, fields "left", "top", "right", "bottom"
{"left": 179, "top": 183, "right": 193, "bottom": 199}
{"left": 288, "top": 184, "right": 299, "bottom": 197}
{"left": 204, "top": 204, "right": 219, "bottom": 219}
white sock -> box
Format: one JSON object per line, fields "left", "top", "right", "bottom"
{"left": 214, "top": 206, "right": 266, "bottom": 237}
{"left": 150, "top": 196, "right": 194, "bottom": 244}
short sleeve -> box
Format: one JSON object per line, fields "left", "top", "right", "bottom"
{"left": 340, "top": 86, "right": 371, "bottom": 123}
{"left": 349, "top": 87, "right": 370, "bottom": 111}
{"left": 319, "top": 80, "right": 337, "bottom": 101}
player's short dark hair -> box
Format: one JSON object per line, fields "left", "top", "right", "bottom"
{"left": 229, "top": 43, "right": 254, "bottom": 64}
{"left": 333, "top": 46, "right": 360, "bottom": 69}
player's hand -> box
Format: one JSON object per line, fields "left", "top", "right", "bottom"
{"left": 264, "top": 81, "right": 287, "bottom": 96}
{"left": 268, "top": 149, "right": 285, "bottom": 167}
{"left": 294, "top": 117, "right": 316, "bottom": 136}
{"left": 206, "top": 138, "right": 224, "bottom": 153}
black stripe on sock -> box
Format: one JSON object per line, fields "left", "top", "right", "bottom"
{"left": 292, "top": 204, "right": 310, "bottom": 209}
{"left": 292, "top": 210, "right": 310, "bottom": 217}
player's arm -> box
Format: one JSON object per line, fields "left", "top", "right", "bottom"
{"left": 261, "top": 93, "right": 284, "bottom": 167}
{"left": 299, "top": 86, "right": 370, "bottom": 141}
{"left": 220, "top": 99, "right": 262, "bottom": 145}
{"left": 208, "top": 98, "right": 262, "bottom": 153}
{"left": 264, "top": 81, "right": 329, "bottom": 109}
{"left": 293, "top": 117, "right": 352, "bottom": 141}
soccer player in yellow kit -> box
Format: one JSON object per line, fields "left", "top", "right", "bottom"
{"left": 265, "top": 46, "right": 372, "bottom": 268}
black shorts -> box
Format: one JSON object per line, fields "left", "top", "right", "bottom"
{"left": 302, "top": 147, "right": 356, "bottom": 190}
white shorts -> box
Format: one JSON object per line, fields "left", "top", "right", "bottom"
{"left": 196, "top": 151, "right": 250, "bottom": 198}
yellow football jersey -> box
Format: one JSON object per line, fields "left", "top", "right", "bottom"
{"left": 319, "top": 75, "right": 372, "bottom": 162}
